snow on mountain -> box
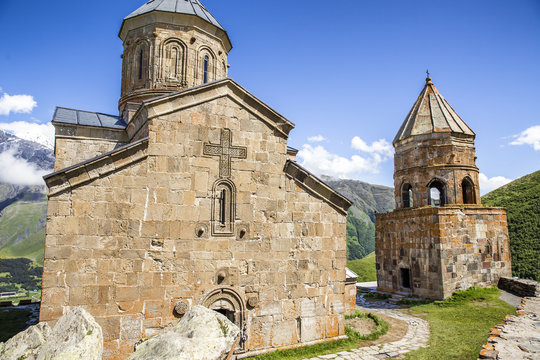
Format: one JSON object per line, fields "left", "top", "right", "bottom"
{"left": 0, "top": 121, "right": 54, "bottom": 149}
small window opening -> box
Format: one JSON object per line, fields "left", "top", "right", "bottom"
{"left": 429, "top": 180, "right": 446, "bottom": 207}
{"left": 462, "top": 178, "right": 475, "bottom": 204}
{"left": 138, "top": 48, "right": 144, "bottom": 80}
{"left": 219, "top": 189, "right": 226, "bottom": 225}
{"left": 203, "top": 55, "right": 209, "bottom": 83}
{"left": 402, "top": 184, "right": 413, "bottom": 208}
{"left": 400, "top": 268, "right": 411, "bottom": 289}
{"left": 171, "top": 47, "right": 179, "bottom": 78}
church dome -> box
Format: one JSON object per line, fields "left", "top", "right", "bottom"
{"left": 124, "top": 0, "right": 226, "bottom": 31}
{"left": 393, "top": 77, "right": 475, "bottom": 144}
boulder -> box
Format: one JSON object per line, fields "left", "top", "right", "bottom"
{"left": 0, "top": 322, "right": 52, "bottom": 360}
{"left": 128, "top": 305, "right": 240, "bottom": 360}
{"left": 0, "top": 307, "right": 102, "bottom": 360}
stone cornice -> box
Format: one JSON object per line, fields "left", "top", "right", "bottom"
{"left": 44, "top": 138, "right": 149, "bottom": 196}
{"left": 394, "top": 163, "right": 479, "bottom": 175}
{"left": 283, "top": 160, "right": 352, "bottom": 216}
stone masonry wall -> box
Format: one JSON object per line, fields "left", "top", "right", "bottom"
{"left": 42, "top": 93, "right": 348, "bottom": 359}
{"left": 53, "top": 124, "right": 128, "bottom": 171}
{"left": 438, "top": 207, "right": 511, "bottom": 298}
{"left": 376, "top": 206, "right": 511, "bottom": 299}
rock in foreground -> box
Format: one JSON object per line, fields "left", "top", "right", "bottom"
{"left": 0, "top": 307, "right": 103, "bottom": 360}
{"left": 128, "top": 305, "right": 240, "bottom": 360}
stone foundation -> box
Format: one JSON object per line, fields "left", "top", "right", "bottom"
{"left": 376, "top": 206, "right": 512, "bottom": 299}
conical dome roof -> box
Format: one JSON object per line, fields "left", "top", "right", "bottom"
{"left": 125, "top": 0, "right": 225, "bottom": 31}
{"left": 394, "top": 77, "right": 474, "bottom": 144}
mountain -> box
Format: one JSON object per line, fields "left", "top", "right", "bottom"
{"left": 0, "top": 129, "right": 54, "bottom": 171}
{"left": 482, "top": 170, "right": 540, "bottom": 281}
{"left": 0, "top": 129, "right": 53, "bottom": 265}
{"left": 323, "top": 177, "right": 395, "bottom": 260}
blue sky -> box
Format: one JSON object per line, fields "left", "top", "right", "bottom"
{"left": 0, "top": 0, "right": 539, "bottom": 192}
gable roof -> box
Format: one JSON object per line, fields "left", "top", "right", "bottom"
{"left": 44, "top": 138, "right": 148, "bottom": 196}
{"left": 125, "top": 0, "right": 225, "bottom": 30}
{"left": 394, "top": 77, "right": 475, "bottom": 144}
{"left": 133, "top": 78, "right": 295, "bottom": 139}
{"left": 283, "top": 160, "right": 352, "bottom": 216}
{"left": 52, "top": 107, "right": 127, "bottom": 130}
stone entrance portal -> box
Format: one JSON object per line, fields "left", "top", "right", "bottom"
{"left": 201, "top": 287, "right": 246, "bottom": 350}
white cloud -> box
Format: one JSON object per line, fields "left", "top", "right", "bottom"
{"left": 510, "top": 125, "right": 540, "bottom": 151}
{"left": 0, "top": 121, "right": 54, "bottom": 149}
{"left": 479, "top": 173, "right": 512, "bottom": 195}
{"left": 0, "top": 92, "right": 37, "bottom": 116}
{"left": 0, "top": 149, "right": 48, "bottom": 186}
{"left": 298, "top": 136, "right": 394, "bottom": 180}
{"left": 351, "top": 137, "right": 394, "bottom": 158}
{"left": 308, "top": 135, "right": 326, "bottom": 143}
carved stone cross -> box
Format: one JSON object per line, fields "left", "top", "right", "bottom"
{"left": 203, "top": 129, "right": 247, "bottom": 178}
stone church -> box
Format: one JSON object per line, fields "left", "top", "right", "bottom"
{"left": 375, "top": 76, "right": 512, "bottom": 299}
{"left": 40, "top": 1, "right": 353, "bottom": 359}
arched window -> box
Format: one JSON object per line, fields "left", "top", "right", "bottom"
{"left": 162, "top": 39, "right": 185, "bottom": 83}
{"left": 462, "top": 177, "right": 475, "bottom": 204}
{"left": 212, "top": 179, "right": 236, "bottom": 236}
{"left": 133, "top": 41, "right": 148, "bottom": 85}
{"left": 428, "top": 179, "right": 446, "bottom": 207}
{"left": 203, "top": 55, "right": 209, "bottom": 84}
{"left": 402, "top": 183, "right": 413, "bottom": 208}
{"left": 138, "top": 49, "right": 144, "bottom": 80}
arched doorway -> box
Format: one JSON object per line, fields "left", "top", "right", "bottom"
{"left": 462, "top": 177, "right": 476, "bottom": 204}
{"left": 428, "top": 179, "right": 446, "bottom": 207}
{"left": 201, "top": 287, "right": 246, "bottom": 350}
{"left": 402, "top": 183, "right": 413, "bottom": 208}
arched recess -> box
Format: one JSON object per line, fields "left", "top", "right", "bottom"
{"left": 427, "top": 178, "right": 447, "bottom": 207}
{"left": 461, "top": 177, "right": 476, "bottom": 204}
{"left": 401, "top": 183, "right": 413, "bottom": 208}
{"left": 201, "top": 287, "right": 246, "bottom": 350}
{"left": 211, "top": 178, "right": 236, "bottom": 236}
{"left": 198, "top": 46, "right": 216, "bottom": 84}
{"left": 132, "top": 40, "right": 149, "bottom": 87}
{"left": 161, "top": 38, "right": 186, "bottom": 84}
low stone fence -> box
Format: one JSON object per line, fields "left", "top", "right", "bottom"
{"left": 0, "top": 300, "right": 40, "bottom": 307}
{"left": 479, "top": 297, "right": 540, "bottom": 359}
{"left": 498, "top": 277, "right": 540, "bottom": 297}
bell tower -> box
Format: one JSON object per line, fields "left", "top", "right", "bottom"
{"left": 118, "top": 0, "right": 232, "bottom": 120}
{"left": 375, "top": 76, "right": 511, "bottom": 300}
{"left": 393, "top": 76, "right": 481, "bottom": 209}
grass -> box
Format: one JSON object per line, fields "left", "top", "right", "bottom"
{"left": 347, "top": 252, "right": 376, "bottom": 282}
{"left": 0, "top": 198, "right": 47, "bottom": 265}
{"left": 251, "top": 312, "right": 388, "bottom": 360}
{"left": 345, "top": 310, "right": 389, "bottom": 341}
{"left": 0, "top": 308, "right": 32, "bottom": 342}
{"left": 404, "top": 287, "right": 515, "bottom": 360}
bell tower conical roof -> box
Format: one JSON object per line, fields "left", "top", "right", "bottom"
{"left": 394, "top": 77, "right": 475, "bottom": 144}
{"left": 125, "top": 0, "right": 225, "bottom": 30}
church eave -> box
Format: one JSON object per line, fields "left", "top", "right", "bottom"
{"left": 119, "top": 11, "right": 232, "bottom": 52}
{"left": 283, "top": 160, "right": 352, "bottom": 216}
{"left": 44, "top": 138, "right": 149, "bottom": 196}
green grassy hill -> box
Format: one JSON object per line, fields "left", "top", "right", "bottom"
{"left": 482, "top": 170, "right": 540, "bottom": 281}
{"left": 324, "top": 177, "right": 395, "bottom": 260}
{"left": 0, "top": 190, "right": 47, "bottom": 265}
{"left": 347, "top": 252, "right": 376, "bottom": 282}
